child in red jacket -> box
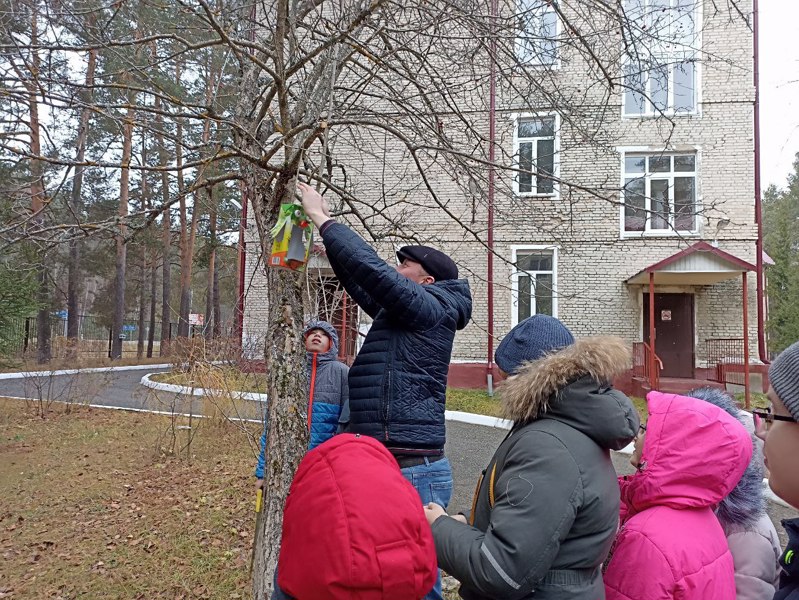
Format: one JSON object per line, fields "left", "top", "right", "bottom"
{"left": 274, "top": 433, "right": 437, "bottom": 600}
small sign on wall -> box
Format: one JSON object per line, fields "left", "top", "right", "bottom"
{"left": 661, "top": 310, "right": 672, "bottom": 322}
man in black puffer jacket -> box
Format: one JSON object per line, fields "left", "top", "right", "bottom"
{"left": 300, "top": 182, "right": 472, "bottom": 600}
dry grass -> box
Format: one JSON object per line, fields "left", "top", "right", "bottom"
{"left": 0, "top": 398, "right": 262, "bottom": 599}
{"left": 150, "top": 367, "right": 267, "bottom": 395}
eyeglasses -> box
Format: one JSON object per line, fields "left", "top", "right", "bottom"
{"left": 637, "top": 423, "right": 647, "bottom": 435}
{"left": 752, "top": 408, "right": 795, "bottom": 430}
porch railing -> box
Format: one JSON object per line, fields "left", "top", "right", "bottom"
{"left": 633, "top": 341, "right": 663, "bottom": 391}
{"left": 705, "top": 338, "right": 746, "bottom": 386}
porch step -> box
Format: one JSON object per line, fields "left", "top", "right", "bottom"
{"left": 632, "top": 376, "right": 725, "bottom": 397}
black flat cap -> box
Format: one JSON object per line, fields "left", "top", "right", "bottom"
{"left": 396, "top": 245, "right": 458, "bottom": 281}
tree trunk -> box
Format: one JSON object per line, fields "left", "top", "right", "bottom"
{"left": 154, "top": 90, "right": 172, "bottom": 355}
{"left": 66, "top": 36, "right": 97, "bottom": 359}
{"left": 205, "top": 186, "right": 217, "bottom": 340}
{"left": 212, "top": 249, "right": 221, "bottom": 338}
{"left": 137, "top": 248, "right": 147, "bottom": 358}
{"left": 147, "top": 253, "right": 157, "bottom": 358}
{"left": 27, "top": 10, "right": 50, "bottom": 364}
{"left": 111, "top": 105, "right": 134, "bottom": 360}
{"left": 251, "top": 182, "right": 309, "bottom": 600}
{"left": 175, "top": 60, "right": 195, "bottom": 340}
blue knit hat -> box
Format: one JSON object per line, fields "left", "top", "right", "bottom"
{"left": 495, "top": 315, "right": 575, "bottom": 375}
{"left": 769, "top": 341, "right": 799, "bottom": 422}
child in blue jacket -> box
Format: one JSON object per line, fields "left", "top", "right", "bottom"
{"left": 254, "top": 320, "right": 349, "bottom": 486}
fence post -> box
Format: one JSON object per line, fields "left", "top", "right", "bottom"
{"left": 23, "top": 317, "right": 30, "bottom": 354}
{"left": 108, "top": 328, "right": 113, "bottom": 359}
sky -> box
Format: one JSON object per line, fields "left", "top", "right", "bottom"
{"left": 759, "top": 1, "right": 799, "bottom": 190}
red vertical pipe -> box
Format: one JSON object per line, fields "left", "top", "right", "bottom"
{"left": 486, "top": 0, "right": 497, "bottom": 390}
{"left": 753, "top": 0, "right": 768, "bottom": 363}
{"left": 649, "top": 272, "right": 656, "bottom": 388}
{"left": 742, "top": 272, "right": 751, "bottom": 409}
{"left": 339, "top": 293, "right": 348, "bottom": 361}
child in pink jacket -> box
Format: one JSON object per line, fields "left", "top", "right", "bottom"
{"left": 604, "top": 391, "right": 753, "bottom": 600}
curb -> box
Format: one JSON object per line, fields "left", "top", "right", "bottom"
{"left": 0, "top": 394, "right": 261, "bottom": 424}
{"left": 140, "top": 373, "right": 269, "bottom": 403}
{"left": 0, "top": 363, "right": 172, "bottom": 380}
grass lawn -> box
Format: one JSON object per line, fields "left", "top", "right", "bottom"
{"left": 0, "top": 398, "right": 261, "bottom": 599}
{"left": 150, "top": 368, "right": 267, "bottom": 395}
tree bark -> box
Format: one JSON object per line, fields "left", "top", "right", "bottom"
{"left": 66, "top": 29, "right": 97, "bottom": 359}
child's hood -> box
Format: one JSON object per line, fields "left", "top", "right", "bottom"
{"left": 304, "top": 320, "right": 339, "bottom": 361}
{"left": 624, "top": 391, "right": 753, "bottom": 514}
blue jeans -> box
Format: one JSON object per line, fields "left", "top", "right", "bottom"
{"left": 401, "top": 457, "right": 453, "bottom": 600}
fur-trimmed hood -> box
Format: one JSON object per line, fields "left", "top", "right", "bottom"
{"left": 500, "top": 337, "right": 639, "bottom": 451}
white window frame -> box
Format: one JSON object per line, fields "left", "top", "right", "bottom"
{"left": 512, "top": 112, "right": 560, "bottom": 198}
{"left": 510, "top": 245, "right": 559, "bottom": 327}
{"left": 618, "top": 147, "right": 703, "bottom": 238}
{"left": 620, "top": 0, "right": 702, "bottom": 118}
{"left": 516, "top": 0, "right": 560, "bottom": 68}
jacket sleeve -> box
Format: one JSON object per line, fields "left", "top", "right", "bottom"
{"left": 255, "top": 424, "right": 266, "bottom": 479}
{"left": 430, "top": 431, "right": 582, "bottom": 599}
{"left": 727, "top": 529, "right": 781, "bottom": 600}
{"left": 603, "top": 528, "right": 675, "bottom": 600}
{"left": 321, "top": 222, "right": 446, "bottom": 329}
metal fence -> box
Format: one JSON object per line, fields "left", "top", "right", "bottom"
{"left": 6, "top": 314, "right": 182, "bottom": 359}
{"left": 705, "top": 338, "right": 747, "bottom": 386}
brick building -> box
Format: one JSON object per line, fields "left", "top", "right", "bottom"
{"left": 241, "top": 0, "right": 766, "bottom": 397}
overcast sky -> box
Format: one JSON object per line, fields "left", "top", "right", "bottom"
{"left": 759, "top": 1, "right": 799, "bottom": 189}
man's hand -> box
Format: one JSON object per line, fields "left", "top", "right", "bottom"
{"left": 255, "top": 478, "right": 263, "bottom": 491}
{"left": 297, "top": 182, "right": 332, "bottom": 228}
{"left": 452, "top": 514, "right": 467, "bottom": 524}
{"left": 423, "top": 502, "right": 448, "bottom": 526}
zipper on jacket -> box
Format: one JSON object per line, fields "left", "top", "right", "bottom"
{"left": 383, "top": 368, "right": 391, "bottom": 441}
{"left": 307, "top": 353, "right": 317, "bottom": 433}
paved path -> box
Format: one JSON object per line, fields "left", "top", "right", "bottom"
{"left": 2, "top": 368, "right": 796, "bottom": 545}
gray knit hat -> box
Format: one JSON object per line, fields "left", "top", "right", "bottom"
{"left": 495, "top": 315, "right": 575, "bottom": 375}
{"left": 769, "top": 341, "right": 799, "bottom": 422}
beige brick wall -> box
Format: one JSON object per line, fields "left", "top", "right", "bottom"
{"left": 243, "top": 0, "right": 760, "bottom": 369}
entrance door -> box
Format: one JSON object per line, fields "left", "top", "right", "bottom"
{"left": 643, "top": 293, "right": 695, "bottom": 378}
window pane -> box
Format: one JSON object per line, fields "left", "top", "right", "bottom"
{"left": 624, "top": 65, "right": 646, "bottom": 115}
{"left": 534, "top": 273, "right": 553, "bottom": 316}
{"left": 518, "top": 275, "right": 532, "bottom": 321}
{"left": 650, "top": 64, "right": 669, "bottom": 111}
{"left": 649, "top": 155, "right": 671, "bottom": 172}
{"left": 518, "top": 252, "right": 552, "bottom": 272}
{"left": 625, "top": 156, "right": 646, "bottom": 173}
{"left": 650, "top": 179, "right": 670, "bottom": 230}
{"left": 674, "top": 176, "right": 695, "bottom": 230}
{"left": 673, "top": 61, "right": 695, "bottom": 112}
{"left": 518, "top": 118, "right": 553, "bottom": 139}
{"left": 674, "top": 155, "right": 695, "bottom": 172}
{"left": 624, "top": 177, "right": 646, "bottom": 232}
{"left": 536, "top": 138, "right": 555, "bottom": 194}
{"left": 518, "top": 142, "right": 533, "bottom": 193}
{"left": 674, "top": 0, "right": 697, "bottom": 48}
{"left": 540, "top": 10, "right": 558, "bottom": 65}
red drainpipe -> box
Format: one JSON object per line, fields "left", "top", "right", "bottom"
{"left": 486, "top": 0, "right": 498, "bottom": 395}
{"left": 753, "top": 0, "right": 769, "bottom": 364}
{"left": 236, "top": 186, "right": 248, "bottom": 346}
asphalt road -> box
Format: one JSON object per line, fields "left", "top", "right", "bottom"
{"left": 2, "top": 367, "right": 796, "bottom": 546}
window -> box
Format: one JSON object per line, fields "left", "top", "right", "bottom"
{"left": 622, "top": 0, "right": 698, "bottom": 116}
{"left": 514, "top": 115, "right": 557, "bottom": 196}
{"left": 623, "top": 153, "right": 697, "bottom": 233}
{"left": 513, "top": 249, "right": 556, "bottom": 324}
{"left": 517, "top": 0, "right": 558, "bottom": 66}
